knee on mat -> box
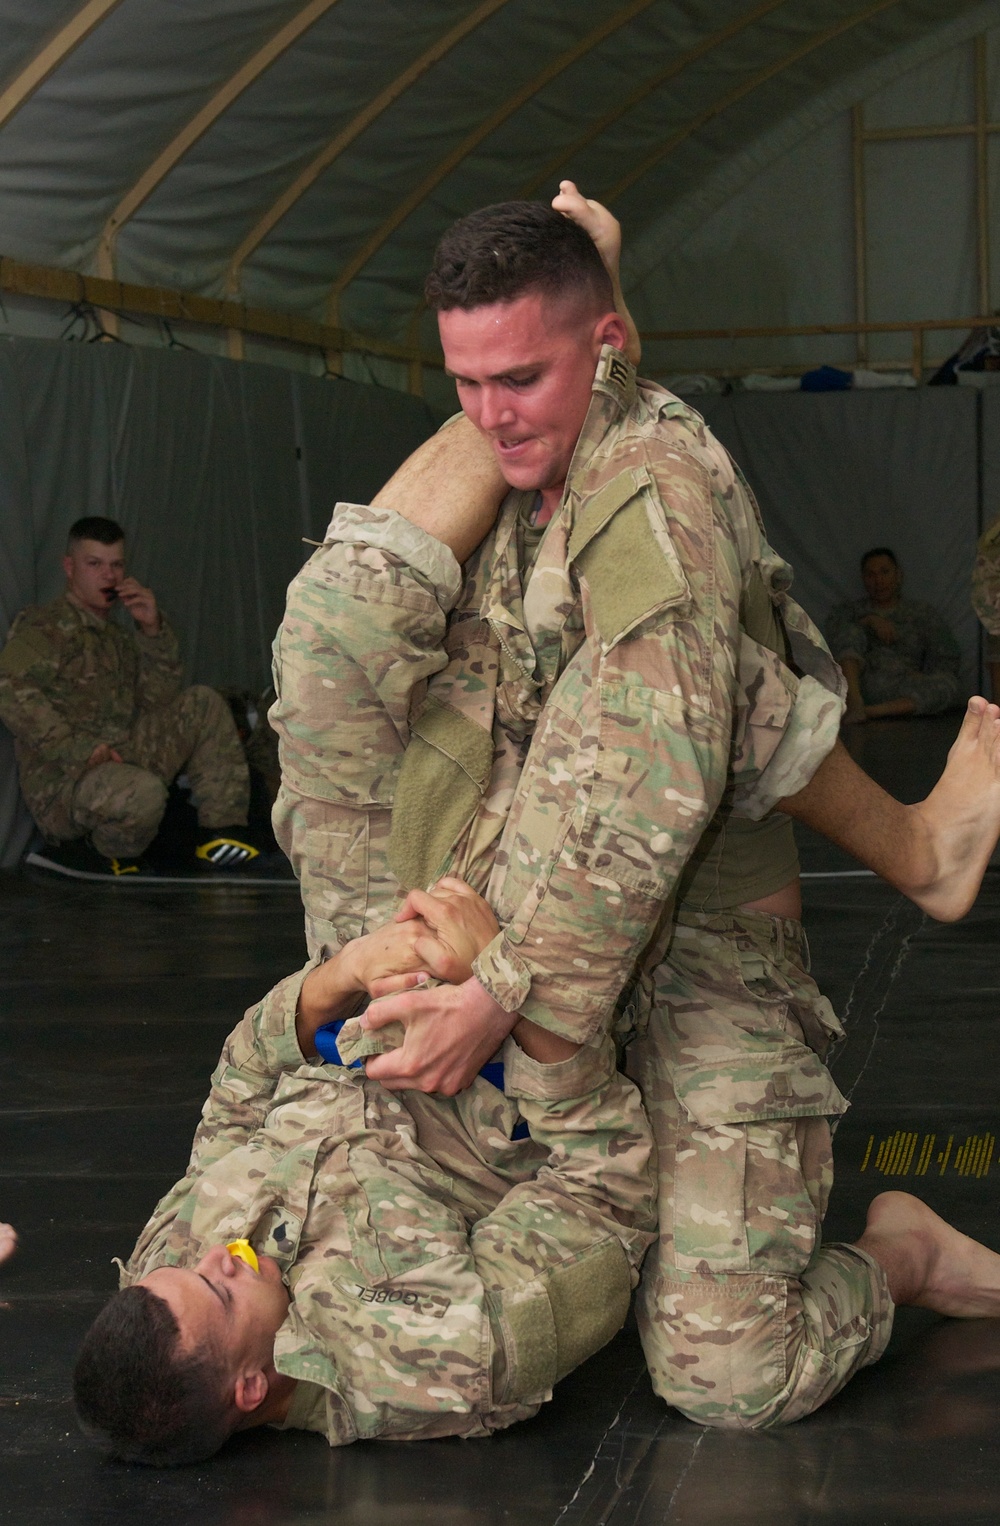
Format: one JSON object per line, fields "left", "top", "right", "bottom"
{"left": 648, "top": 1352, "right": 791, "bottom": 1432}
{"left": 644, "top": 1307, "right": 825, "bottom": 1432}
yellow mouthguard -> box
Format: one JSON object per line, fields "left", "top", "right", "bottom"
{"left": 226, "top": 1239, "right": 259, "bottom": 1273}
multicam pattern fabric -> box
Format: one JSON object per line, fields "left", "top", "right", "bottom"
{"left": 0, "top": 592, "right": 248, "bottom": 852}
{"left": 118, "top": 967, "right": 655, "bottom": 1445}
{"left": 268, "top": 348, "right": 886, "bottom": 1429}
{"left": 625, "top": 907, "right": 892, "bottom": 1427}
{"left": 825, "top": 596, "right": 962, "bottom": 716}
{"left": 972, "top": 517, "right": 1000, "bottom": 660}
{"left": 272, "top": 349, "right": 844, "bottom": 1016}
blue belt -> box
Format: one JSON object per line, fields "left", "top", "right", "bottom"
{"left": 314, "top": 1021, "right": 528, "bottom": 1139}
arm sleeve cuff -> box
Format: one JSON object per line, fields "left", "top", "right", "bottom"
{"left": 734, "top": 673, "right": 844, "bottom": 820}
{"left": 472, "top": 933, "right": 532, "bottom": 1014}
{"left": 324, "top": 502, "right": 463, "bottom": 612}
{"left": 500, "top": 1033, "right": 616, "bottom": 1102}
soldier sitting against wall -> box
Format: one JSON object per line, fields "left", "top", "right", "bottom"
{"left": 826, "top": 547, "right": 963, "bottom": 724}
{"left": 0, "top": 516, "right": 259, "bottom": 877}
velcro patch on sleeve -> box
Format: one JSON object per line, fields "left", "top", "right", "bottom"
{"left": 0, "top": 626, "right": 54, "bottom": 677}
{"left": 571, "top": 469, "right": 688, "bottom": 647}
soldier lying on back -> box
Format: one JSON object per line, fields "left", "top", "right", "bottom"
{"left": 73, "top": 874, "right": 1000, "bottom": 1465}
{"left": 0, "top": 515, "right": 259, "bottom": 875}
{"left": 72, "top": 877, "right": 657, "bottom": 1463}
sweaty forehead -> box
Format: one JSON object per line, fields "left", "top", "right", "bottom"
{"left": 439, "top": 292, "right": 588, "bottom": 376}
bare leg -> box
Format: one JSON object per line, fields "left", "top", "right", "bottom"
{"left": 858, "top": 1193, "right": 1000, "bottom": 1317}
{"left": 840, "top": 657, "right": 867, "bottom": 724}
{"left": 551, "top": 181, "right": 642, "bottom": 367}
{"left": 780, "top": 699, "right": 1000, "bottom": 921}
{"left": 0, "top": 1222, "right": 17, "bottom": 1265}
{"left": 372, "top": 414, "right": 506, "bottom": 565}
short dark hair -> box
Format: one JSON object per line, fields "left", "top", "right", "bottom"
{"left": 861, "top": 546, "right": 898, "bottom": 570}
{"left": 425, "top": 201, "right": 614, "bottom": 316}
{"left": 67, "top": 516, "right": 125, "bottom": 550}
{"left": 73, "top": 1286, "right": 233, "bottom": 1466}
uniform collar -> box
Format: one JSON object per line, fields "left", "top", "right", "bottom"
{"left": 64, "top": 589, "right": 111, "bottom": 629}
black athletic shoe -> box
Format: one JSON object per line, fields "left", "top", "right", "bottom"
{"left": 194, "top": 828, "right": 260, "bottom": 869}
{"left": 26, "top": 839, "right": 146, "bottom": 880}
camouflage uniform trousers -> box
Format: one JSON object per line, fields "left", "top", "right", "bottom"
{"left": 271, "top": 514, "right": 895, "bottom": 1429}
{"left": 860, "top": 658, "right": 961, "bottom": 717}
{"left": 624, "top": 906, "right": 893, "bottom": 1429}
{"left": 40, "top": 684, "right": 249, "bottom": 857}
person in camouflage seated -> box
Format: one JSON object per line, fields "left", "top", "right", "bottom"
{"left": 826, "top": 547, "right": 963, "bottom": 724}
{"left": 972, "top": 518, "right": 1000, "bottom": 702}
{"left": 73, "top": 876, "right": 657, "bottom": 1464}
{"left": 0, "top": 516, "right": 257, "bottom": 876}
{"left": 268, "top": 190, "right": 1000, "bottom": 1432}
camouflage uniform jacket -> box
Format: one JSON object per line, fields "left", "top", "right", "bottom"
{"left": 973, "top": 518, "right": 1000, "bottom": 655}
{"left": 0, "top": 592, "right": 182, "bottom": 816}
{"left": 118, "top": 964, "right": 656, "bottom": 1446}
{"left": 349, "top": 349, "right": 843, "bottom": 1047}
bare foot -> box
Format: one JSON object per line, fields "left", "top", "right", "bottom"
{"left": 858, "top": 1192, "right": 1000, "bottom": 1318}
{"left": 0, "top": 1222, "right": 17, "bottom": 1266}
{"left": 551, "top": 180, "right": 641, "bottom": 366}
{"left": 902, "top": 698, "right": 1000, "bottom": 920}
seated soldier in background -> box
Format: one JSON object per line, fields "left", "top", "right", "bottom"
{"left": 972, "top": 518, "right": 1000, "bottom": 703}
{"left": 826, "top": 547, "right": 963, "bottom": 724}
{"left": 0, "top": 516, "right": 257, "bottom": 876}
{"left": 72, "top": 877, "right": 657, "bottom": 1464}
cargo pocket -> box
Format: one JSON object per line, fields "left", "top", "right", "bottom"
{"left": 670, "top": 1047, "right": 848, "bottom": 1275}
{"left": 347, "top": 1144, "right": 465, "bottom": 1284}
{"left": 298, "top": 819, "right": 370, "bottom": 946}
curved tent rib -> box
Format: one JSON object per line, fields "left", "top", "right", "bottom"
{"left": 95, "top": 0, "right": 345, "bottom": 281}
{"left": 222, "top": 0, "right": 511, "bottom": 299}
{"left": 322, "top": 0, "right": 658, "bottom": 328}
{"left": 517, "top": 0, "right": 791, "bottom": 199}
{"left": 0, "top": 0, "right": 124, "bottom": 131}
{"left": 605, "top": 0, "right": 908, "bottom": 204}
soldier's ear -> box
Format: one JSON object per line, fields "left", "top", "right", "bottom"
{"left": 593, "top": 311, "right": 628, "bottom": 355}
{"left": 233, "top": 1368, "right": 269, "bottom": 1415}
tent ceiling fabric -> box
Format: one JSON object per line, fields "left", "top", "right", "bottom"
{"left": 0, "top": 0, "right": 988, "bottom": 343}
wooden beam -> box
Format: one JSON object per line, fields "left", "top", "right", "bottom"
{"left": 853, "top": 102, "right": 868, "bottom": 365}
{"left": 975, "top": 33, "right": 991, "bottom": 317}
{"left": 517, "top": 0, "right": 789, "bottom": 198}
{"left": 96, "top": 0, "right": 343, "bottom": 281}
{"left": 640, "top": 317, "right": 992, "bottom": 341}
{"left": 224, "top": 0, "right": 511, "bottom": 298}
{"left": 0, "top": 0, "right": 124, "bottom": 131}
{"left": 0, "top": 255, "right": 443, "bottom": 367}
{"left": 602, "top": 0, "right": 906, "bottom": 204}
{"left": 324, "top": 0, "right": 658, "bottom": 328}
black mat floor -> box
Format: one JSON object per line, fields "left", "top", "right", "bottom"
{"left": 2, "top": 715, "right": 998, "bottom": 1524}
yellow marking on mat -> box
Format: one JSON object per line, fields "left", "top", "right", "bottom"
{"left": 914, "top": 1134, "right": 935, "bottom": 1177}
{"left": 860, "top": 1129, "right": 995, "bottom": 1180}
